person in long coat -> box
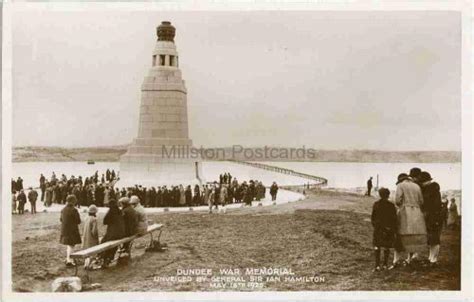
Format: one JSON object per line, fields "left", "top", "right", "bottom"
{"left": 60, "top": 183, "right": 69, "bottom": 204}
{"left": 243, "top": 186, "right": 252, "bottom": 206}
{"left": 156, "top": 187, "right": 163, "bottom": 207}
{"left": 52, "top": 184, "right": 59, "bottom": 204}
{"left": 12, "top": 191, "right": 17, "bottom": 214}
{"left": 82, "top": 205, "right": 99, "bottom": 268}
{"left": 17, "top": 190, "right": 27, "bottom": 214}
{"left": 162, "top": 187, "right": 169, "bottom": 207}
{"left": 103, "top": 186, "right": 111, "bottom": 206}
{"left": 214, "top": 184, "right": 221, "bottom": 207}
{"left": 447, "top": 198, "right": 459, "bottom": 228}
{"left": 100, "top": 199, "right": 125, "bottom": 266}
{"left": 121, "top": 197, "right": 138, "bottom": 255}
{"left": 392, "top": 173, "right": 427, "bottom": 267}
{"left": 193, "top": 185, "right": 201, "bottom": 206}
{"left": 441, "top": 196, "right": 449, "bottom": 228}
{"left": 121, "top": 197, "right": 138, "bottom": 237}
{"left": 419, "top": 171, "right": 442, "bottom": 266}
{"left": 44, "top": 184, "right": 53, "bottom": 207}
{"left": 179, "top": 185, "right": 186, "bottom": 207}
{"left": 60, "top": 195, "right": 81, "bottom": 266}
{"left": 371, "top": 188, "right": 397, "bottom": 270}
{"left": 131, "top": 196, "right": 148, "bottom": 235}
{"left": 185, "top": 185, "right": 193, "bottom": 206}
{"left": 219, "top": 184, "right": 228, "bottom": 206}
{"left": 149, "top": 187, "right": 156, "bottom": 208}
{"left": 82, "top": 204, "right": 99, "bottom": 248}
{"left": 270, "top": 182, "right": 279, "bottom": 201}
{"left": 27, "top": 188, "right": 39, "bottom": 214}
{"left": 203, "top": 185, "right": 210, "bottom": 206}
{"left": 208, "top": 187, "right": 216, "bottom": 213}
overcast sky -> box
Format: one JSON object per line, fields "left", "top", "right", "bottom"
{"left": 12, "top": 10, "right": 461, "bottom": 151}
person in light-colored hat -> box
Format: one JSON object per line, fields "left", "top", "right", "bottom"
{"left": 82, "top": 204, "right": 99, "bottom": 269}
{"left": 131, "top": 195, "right": 148, "bottom": 235}
{"left": 391, "top": 172, "right": 427, "bottom": 269}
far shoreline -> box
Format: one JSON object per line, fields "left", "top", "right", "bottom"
{"left": 13, "top": 146, "right": 461, "bottom": 164}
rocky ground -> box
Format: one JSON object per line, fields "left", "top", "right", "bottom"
{"left": 11, "top": 189, "right": 460, "bottom": 292}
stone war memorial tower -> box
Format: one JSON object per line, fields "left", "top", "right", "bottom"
{"left": 119, "top": 21, "right": 203, "bottom": 187}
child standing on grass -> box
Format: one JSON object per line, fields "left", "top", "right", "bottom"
{"left": 371, "top": 188, "right": 397, "bottom": 271}
{"left": 82, "top": 204, "right": 99, "bottom": 269}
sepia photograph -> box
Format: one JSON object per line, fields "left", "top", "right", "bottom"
{"left": 1, "top": 1, "right": 472, "bottom": 300}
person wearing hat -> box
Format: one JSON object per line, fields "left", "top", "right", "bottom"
{"left": 60, "top": 195, "right": 82, "bottom": 267}
{"left": 130, "top": 195, "right": 148, "bottom": 235}
{"left": 270, "top": 182, "right": 279, "bottom": 201}
{"left": 120, "top": 196, "right": 138, "bottom": 256}
{"left": 82, "top": 205, "right": 99, "bottom": 249}
{"left": 447, "top": 198, "right": 459, "bottom": 229}
{"left": 409, "top": 167, "right": 422, "bottom": 187}
{"left": 27, "top": 187, "right": 39, "bottom": 214}
{"left": 391, "top": 173, "right": 427, "bottom": 268}
{"left": 100, "top": 199, "right": 125, "bottom": 267}
{"left": 17, "top": 189, "right": 27, "bottom": 215}
{"left": 366, "top": 177, "right": 373, "bottom": 196}
{"left": 121, "top": 197, "right": 138, "bottom": 237}
{"left": 371, "top": 187, "right": 397, "bottom": 271}
{"left": 82, "top": 205, "right": 99, "bottom": 269}
{"left": 419, "top": 171, "right": 442, "bottom": 266}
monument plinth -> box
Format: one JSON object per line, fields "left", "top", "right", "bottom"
{"left": 119, "top": 21, "right": 203, "bottom": 187}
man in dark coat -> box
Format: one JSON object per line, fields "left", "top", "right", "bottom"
{"left": 60, "top": 195, "right": 81, "bottom": 266}
{"left": 17, "top": 189, "right": 27, "bottom": 214}
{"left": 16, "top": 177, "right": 24, "bottom": 191}
{"left": 149, "top": 187, "right": 156, "bottom": 207}
{"left": 121, "top": 197, "right": 138, "bottom": 237}
{"left": 214, "top": 184, "right": 221, "bottom": 207}
{"left": 121, "top": 197, "right": 138, "bottom": 256}
{"left": 27, "top": 188, "right": 39, "bottom": 214}
{"left": 100, "top": 199, "right": 125, "bottom": 266}
{"left": 144, "top": 188, "right": 152, "bottom": 208}
{"left": 249, "top": 181, "right": 256, "bottom": 201}
{"left": 60, "top": 183, "right": 68, "bottom": 204}
{"left": 371, "top": 188, "right": 397, "bottom": 270}
{"left": 367, "top": 177, "right": 373, "bottom": 196}
{"left": 156, "top": 187, "right": 163, "bottom": 207}
{"left": 419, "top": 171, "right": 442, "bottom": 266}
{"left": 270, "top": 182, "right": 279, "bottom": 201}
{"left": 185, "top": 185, "right": 193, "bottom": 206}
{"left": 39, "top": 174, "right": 46, "bottom": 201}
{"left": 162, "top": 186, "right": 169, "bottom": 207}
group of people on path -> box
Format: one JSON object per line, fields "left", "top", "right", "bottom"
{"left": 12, "top": 169, "right": 280, "bottom": 214}
{"left": 60, "top": 194, "right": 148, "bottom": 268}
{"left": 371, "top": 167, "right": 460, "bottom": 271}
{"left": 11, "top": 170, "right": 119, "bottom": 213}
{"left": 121, "top": 179, "right": 270, "bottom": 210}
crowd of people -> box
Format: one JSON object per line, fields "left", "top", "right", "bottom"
{"left": 11, "top": 169, "right": 119, "bottom": 213}
{"left": 52, "top": 171, "right": 279, "bottom": 268}
{"left": 11, "top": 170, "right": 280, "bottom": 214}
{"left": 370, "top": 167, "right": 460, "bottom": 271}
